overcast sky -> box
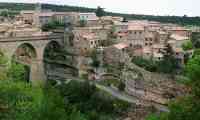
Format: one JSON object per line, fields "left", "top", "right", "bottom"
{"left": 0, "top": 0, "right": 199, "bottom": 16}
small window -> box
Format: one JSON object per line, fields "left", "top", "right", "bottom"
{"left": 130, "top": 43, "right": 133, "bottom": 47}
{"left": 91, "top": 41, "right": 93, "bottom": 45}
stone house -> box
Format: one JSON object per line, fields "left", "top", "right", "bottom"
{"left": 104, "top": 42, "right": 130, "bottom": 65}
{"left": 155, "top": 31, "right": 169, "bottom": 45}
{"left": 168, "top": 34, "right": 190, "bottom": 64}
{"left": 53, "top": 12, "right": 79, "bottom": 25}
{"left": 127, "top": 25, "right": 145, "bottom": 47}
{"left": 167, "top": 26, "right": 191, "bottom": 38}
{"left": 79, "top": 13, "right": 98, "bottom": 21}
{"left": 20, "top": 10, "right": 35, "bottom": 24}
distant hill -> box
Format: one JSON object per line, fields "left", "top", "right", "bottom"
{"left": 1, "top": 2, "right": 200, "bottom": 26}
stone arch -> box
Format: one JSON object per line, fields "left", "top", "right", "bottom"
{"left": 12, "top": 43, "right": 37, "bottom": 65}
{"left": 43, "top": 40, "right": 64, "bottom": 82}
{"left": 11, "top": 43, "right": 37, "bottom": 82}
{"left": 43, "top": 40, "right": 63, "bottom": 60}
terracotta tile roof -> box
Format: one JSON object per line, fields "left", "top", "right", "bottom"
{"left": 152, "top": 44, "right": 165, "bottom": 49}
{"left": 170, "top": 34, "right": 189, "bottom": 41}
{"left": 113, "top": 42, "right": 129, "bottom": 50}
{"left": 170, "top": 27, "right": 190, "bottom": 31}
{"left": 143, "top": 47, "right": 152, "bottom": 53}
{"left": 128, "top": 25, "right": 144, "bottom": 31}
{"left": 157, "top": 31, "right": 167, "bottom": 35}
{"left": 82, "top": 33, "right": 97, "bottom": 39}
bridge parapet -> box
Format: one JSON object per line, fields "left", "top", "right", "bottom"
{"left": 0, "top": 34, "right": 64, "bottom": 42}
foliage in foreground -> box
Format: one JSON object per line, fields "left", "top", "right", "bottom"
{"left": 146, "top": 55, "right": 200, "bottom": 120}
{"left": 58, "top": 80, "right": 130, "bottom": 120}
{"left": 0, "top": 79, "right": 130, "bottom": 120}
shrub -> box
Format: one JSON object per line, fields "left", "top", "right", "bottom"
{"left": 118, "top": 81, "right": 126, "bottom": 91}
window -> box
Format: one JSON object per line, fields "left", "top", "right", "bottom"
{"left": 145, "top": 43, "right": 148, "bottom": 46}
{"left": 91, "top": 41, "right": 93, "bottom": 45}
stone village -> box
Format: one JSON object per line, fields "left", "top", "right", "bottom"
{"left": 0, "top": 4, "right": 193, "bottom": 113}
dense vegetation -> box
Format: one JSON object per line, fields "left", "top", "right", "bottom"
{"left": 0, "top": 52, "right": 130, "bottom": 120}
{"left": 1, "top": 2, "right": 200, "bottom": 26}
{"left": 132, "top": 44, "right": 179, "bottom": 74}
{"left": 146, "top": 47, "right": 200, "bottom": 120}
{"left": 41, "top": 20, "right": 65, "bottom": 31}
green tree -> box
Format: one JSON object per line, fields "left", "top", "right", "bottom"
{"left": 146, "top": 54, "right": 200, "bottom": 120}
{"left": 191, "top": 32, "right": 200, "bottom": 48}
{"left": 158, "top": 44, "right": 178, "bottom": 74}
{"left": 185, "top": 55, "right": 200, "bottom": 97}
{"left": 0, "top": 11, "right": 9, "bottom": 17}
{"left": 95, "top": 6, "right": 105, "bottom": 18}
{"left": 90, "top": 49, "right": 100, "bottom": 68}
{"left": 182, "top": 40, "right": 193, "bottom": 51}
{"left": 79, "top": 20, "right": 87, "bottom": 27}
{"left": 7, "top": 62, "right": 26, "bottom": 81}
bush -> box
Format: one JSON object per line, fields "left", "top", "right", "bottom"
{"left": 132, "top": 57, "right": 157, "bottom": 72}
{"left": 182, "top": 40, "right": 193, "bottom": 51}
{"left": 0, "top": 80, "right": 71, "bottom": 120}
{"left": 118, "top": 81, "right": 126, "bottom": 91}
{"left": 58, "top": 80, "right": 130, "bottom": 120}
{"left": 79, "top": 20, "right": 87, "bottom": 27}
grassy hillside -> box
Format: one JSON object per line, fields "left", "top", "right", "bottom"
{"left": 1, "top": 2, "right": 200, "bottom": 26}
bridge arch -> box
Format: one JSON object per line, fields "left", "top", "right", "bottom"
{"left": 12, "top": 43, "right": 37, "bottom": 65}
{"left": 11, "top": 43, "right": 37, "bottom": 82}
{"left": 43, "top": 40, "right": 63, "bottom": 60}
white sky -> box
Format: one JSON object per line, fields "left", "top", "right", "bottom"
{"left": 0, "top": 0, "right": 199, "bottom": 16}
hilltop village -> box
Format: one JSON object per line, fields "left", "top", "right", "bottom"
{"left": 0, "top": 4, "right": 196, "bottom": 120}
{"left": 0, "top": 7, "right": 192, "bottom": 62}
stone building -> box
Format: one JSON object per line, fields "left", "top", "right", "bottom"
{"left": 104, "top": 42, "right": 130, "bottom": 65}
{"left": 79, "top": 12, "right": 98, "bottom": 21}
{"left": 167, "top": 26, "right": 191, "bottom": 37}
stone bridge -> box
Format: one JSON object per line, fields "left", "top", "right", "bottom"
{"left": 0, "top": 33, "right": 65, "bottom": 84}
